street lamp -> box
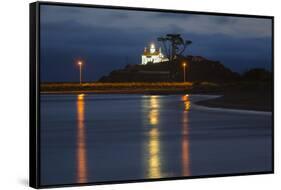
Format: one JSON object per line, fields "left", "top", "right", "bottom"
{"left": 78, "top": 60, "right": 83, "bottom": 84}
{"left": 182, "top": 62, "right": 186, "bottom": 82}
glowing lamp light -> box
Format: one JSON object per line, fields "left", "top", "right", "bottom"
{"left": 182, "top": 62, "right": 187, "bottom": 82}
{"left": 77, "top": 60, "right": 83, "bottom": 84}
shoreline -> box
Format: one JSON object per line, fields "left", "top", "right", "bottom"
{"left": 40, "top": 89, "right": 190, "bottom": 95}
{"left": 40, "top": 90, "right": 272, "bottom": 112}
{"left": 40, "top": 82, "right": 193, "bottom": 95}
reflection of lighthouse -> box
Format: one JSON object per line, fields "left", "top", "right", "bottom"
{"left": 142, "top": 96, "right": 163, "bottom": 179}
{"left": 141, "top": 43, "right": 169, "bottom": 65}
{"left": 181, "top": 95, "right": 191, "bottom": 176}
{"left": 148, "top": 96, "right": 161, "bottom": 178}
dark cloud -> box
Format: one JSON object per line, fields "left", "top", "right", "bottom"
{"left": 211, "top": 16, "right": 238, "bottom": 24}
{"left": 152, "top": 12, "right": 198, "bottom": 19}
{"left": 108, "top": 11, "right": 130, "bottom": 19}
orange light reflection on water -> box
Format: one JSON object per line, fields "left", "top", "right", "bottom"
{"left": 181, "top": 95, "right": 191, "bottom": 111}
{"left": 182, "top": 95, "right": 191, "bottom": 176}
{"left": 76, "top": 94, "right": 87, "bottom": 183}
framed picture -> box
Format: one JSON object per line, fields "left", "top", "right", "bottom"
{"left": 30, "top": 1, "right": 274, "bottom": 188}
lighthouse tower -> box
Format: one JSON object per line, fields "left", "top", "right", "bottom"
{"left": 150, "top": 43, "right": 156, "bottom": 53}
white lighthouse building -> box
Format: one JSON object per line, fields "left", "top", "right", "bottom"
{"left": 141, "top": 43, "right": 169, "bottom": 65}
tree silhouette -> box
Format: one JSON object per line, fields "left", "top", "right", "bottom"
{"left": 157, "top": 34, "right": 192, "bottom": 64}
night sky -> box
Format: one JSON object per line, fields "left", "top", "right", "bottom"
{"left": 40, "top": 5, "right": 272, "bottom": 82}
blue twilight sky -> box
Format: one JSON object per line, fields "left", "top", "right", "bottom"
{"left": 40, "top": 5, "right": 272, "bottom": 82}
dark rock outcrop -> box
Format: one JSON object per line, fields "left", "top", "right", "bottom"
{"left": 99, "top": 55, "right": 240, "bottom": 83}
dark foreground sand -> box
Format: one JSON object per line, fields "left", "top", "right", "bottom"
{"left": 196, "top": 92, "right": 272, "bottom": 112}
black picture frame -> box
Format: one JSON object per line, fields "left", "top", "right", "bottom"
{"left": 30, "top": 1, "right": 274, "bottom": 188}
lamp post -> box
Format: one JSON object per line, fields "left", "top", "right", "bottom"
{"left": 182, "top": 62, "right": 186, "bottom": 82}
{"left": 78, "top": 61, "right": 83, "bottom": 84}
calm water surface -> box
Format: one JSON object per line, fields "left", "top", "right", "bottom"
{"left": 40, "top": 94, "right": 272, "bottom": 186}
